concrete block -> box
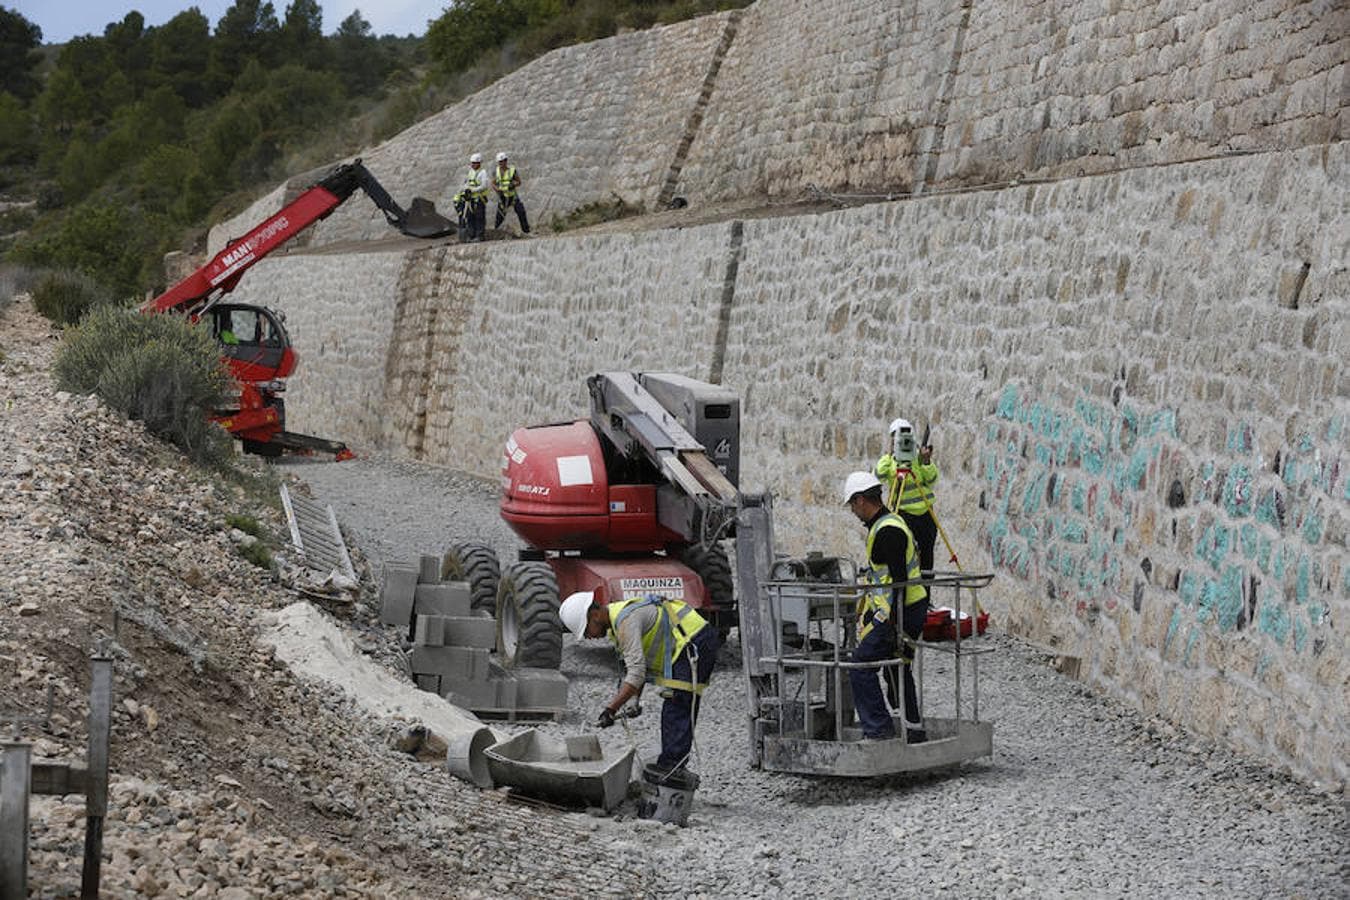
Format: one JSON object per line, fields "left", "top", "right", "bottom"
{"left": 378, "top": 562, "right": 419, "bottom": 628}
{"left": 415, "top": 615, "right": 493, "bottom": 648}
{"left": 443, "top": 616, "right": 497, "bottom": 649}
{"left": 418, "top": 554, "right": 441, "bottom": 584}
{"left": 443, "top": 678, "right": 499, "bottom": 710}
{"left": 416, "top": 674, "right": 441, "bottom": 694}
{"left": 408, "top": 646, "right": 490, "bottom": 682}
{"left": 514, "top": 667, "right": 569, "bottom": 709}
{"left": 493, "top": 675, "right": 518, "bottom": 710}
{"left": 414, "top": 582, "right": 471, "bottom": 618}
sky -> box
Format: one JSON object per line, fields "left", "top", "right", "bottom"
{"left": 9, "top": 1, "right": 450, "bottom": 44}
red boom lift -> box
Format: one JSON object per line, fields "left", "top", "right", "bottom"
{"left": 442, "top": 372, "right": 742, "bottom": 670}
{"left": 140, "top": 159, "right": 452, "bottom": 459}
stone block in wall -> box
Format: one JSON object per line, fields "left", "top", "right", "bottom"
{"left": 414, "top": 583, "right": 472, "bottom": 618}
{"left": 408, "top": 646, "right": 491, "bottom": 682}
{"left": 378, "top": 561, "right": 419, "bottom": 628}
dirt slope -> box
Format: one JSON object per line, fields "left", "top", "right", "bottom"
{"left": 0, "top": 297, "right": 645, "bottom": 898}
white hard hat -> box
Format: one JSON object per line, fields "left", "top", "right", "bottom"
{"left": 496, "top": 152, "right": 508, "bottom": 162}
{"left": 842, "top": 471, "right": 882, "bottom": 505}
{"left": 559, "top": 592, "right": 594, "bottom": 637}
{"left": 888, "top": 418, "right": 913, "bottom": 436}
{"left": 469, "top": 152, "right": 482, "bottom": 164}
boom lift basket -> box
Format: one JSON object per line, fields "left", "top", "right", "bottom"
{"left": 740, "top": 554, "right": 996, "bottom": 777}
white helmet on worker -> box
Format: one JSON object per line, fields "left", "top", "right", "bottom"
{"left": 469, "top": 152, "right": 483, "bottom": 164}
{"left": 888, "top": 417, "right": 912, "bottom": 436}
{"left": 842, "top": 471, "right": 882, "bottom": 505}
{"left": 559, "top": 591, "right": 594, "bottom": 637}
{"left": 496, "top": 151, "right": 508, "bottom": 162}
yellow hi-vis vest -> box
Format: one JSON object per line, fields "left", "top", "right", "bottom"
{"left": 608, "top": 595, "right": 709, "bottom": 694}
{"left": 463, "top": 167, "right": 489, "bottom": 200}
{"left": 494, "top": 165, "right": 518, "bottom": 198}
{"left": 859, "top": 513, "right": 926, "bottom": 640}
{"left": 877, "top": 455, "right": 939, "bottom": 515}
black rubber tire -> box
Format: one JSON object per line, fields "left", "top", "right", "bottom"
{"left": 681, "top": 541, "right": 735, "bottom": 639}
{"left": 441, "top": 541, "right": 500, "bottom": 614}
{"left": 496, "top": 561, "right": 562, "bottom": 669}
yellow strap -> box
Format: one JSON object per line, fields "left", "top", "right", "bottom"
{"left": 654, "top": 676, "right": 707, "bottom": 695}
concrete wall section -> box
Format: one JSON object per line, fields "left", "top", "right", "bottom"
{"left": 723, "top": 144, "right": 1347, "bottom": 786}
{"left": 222, "top": 250, "right": 409, "bottom": 448}
{"left": 936, "top": 0, "right": 1348, "bottom": 185}
{"left": 673, "top": 0, "right": 967, "bottom": 203}
{"left": 303, "top": 15, "right": 736, "bottom": 248}
{"left": 422, "top": 224, "right": 737, "bottom": 472}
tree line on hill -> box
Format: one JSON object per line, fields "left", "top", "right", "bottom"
{"left": 0, "top": 0, "right": 747, "bottom": 304}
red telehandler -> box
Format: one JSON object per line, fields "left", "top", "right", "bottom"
{"left": 140, "top": 159, "right": 453, "bottom": 459}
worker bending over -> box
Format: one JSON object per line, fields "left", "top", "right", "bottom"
{"left": 561, "top": 591, "right": 719, "bottom": 775}
{"left": 875, "top": 418, "right": 939, "bottom": 575}
{"left": 459, "top": 152, "right": 490, "bottom": 242}
{"left": 843, "top": 471, "right": 930, "bottom": 743}
{"left": 492, "top": 152, "right": 530, "bottom": 235}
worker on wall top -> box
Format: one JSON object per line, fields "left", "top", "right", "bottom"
{"left": 459, "top": 152, "right": 490, "bottom": 242}
{"left": 875, "top": 417, "right": 939, "bottom": 576}
{"left": 560, "top": 590, "right": 719, "bottom": 778}
{"left": 492, "top": 151, "right": 531, "bottom": 236}
{"left": 842, "top": 471, "right": 929, "bottom": 743}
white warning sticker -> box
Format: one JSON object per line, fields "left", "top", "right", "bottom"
{"left": 556, "top": 454, "right": 593, "bottom": 487}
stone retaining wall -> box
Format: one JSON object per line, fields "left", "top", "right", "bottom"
{"left": 224, "top": 142, "right": 1347, "bottom": 787}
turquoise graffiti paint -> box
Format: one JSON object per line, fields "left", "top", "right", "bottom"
{"left": 1307, "top": 603, "right": 1324, "bottom": 626}
{"left": 1255, "top": 489, "right": 1280, "bottom": 528}
{"left": 1196, "top": 523, "right": 1231, "bottom": 571}
{"left": 1164, "top": 607, "right": 1183, "bottom": 652}
{"left": 1302, "top": 507, "right": 1324, "bottom": 544}
{"left": 1196, "top": 579, "right": 1218, "bottom": 623}
{"left": 1216, "top": 567, "right": 1244, "bottom": 632}
{"left": 1257, "top": 536, "right": 1271, "bottom": 573}
{"left": 997, "top": 384, "right": 1019, "bottom": 419}
{"left": 1179, "top": 571, "right": 1201, "bottom": 606}
{"left": 1222, "top": 465, "right": 1254, "bottom": 518}
{"left": 1296, "top": 555, "right": 1311, "bottom": 604}
{"left": 1258, "top": 601, "right": 1291, "bottom": 645}
{"left": 1023, "top": 471, "right": 1047, "bottom": 516}
{"left": 1293, "top": 617, "right": 1308, "bottom": 653}
{"left": 1240, "top": 523, "right": 1258, "bottom": 560}
{"left": 1072, "top": 483, "right": 1087, "bottom": 513}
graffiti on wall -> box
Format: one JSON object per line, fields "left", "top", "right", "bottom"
{"left": 980, "top": 383, "right": 1342, "bottom": 666}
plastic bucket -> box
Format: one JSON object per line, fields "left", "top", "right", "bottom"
{"left": 638, "top": 763, "right": 700, "bottom": 827}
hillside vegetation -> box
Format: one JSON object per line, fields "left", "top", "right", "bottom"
{"left": 0, "top": 0, "right": 749, "bottom": 307}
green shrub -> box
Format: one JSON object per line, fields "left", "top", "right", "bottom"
{"left": 548, "top": 194, "right": 642, "bottom": 233}
{"left": 54, "top": 305, "right": 231, "bottom": 462}
{"left": 237, "top": 540, "right": 274, "bottom": 570}
{"left": 30, "top": 270, "right": 112, "bottom": 325}
{"left": 0, "top": 263, "right": 39, "bottom": 312}
{"left": 225, "top": 513, "right": 266, "bottom": 538}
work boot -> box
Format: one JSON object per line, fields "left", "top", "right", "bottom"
{"left": 905, "top": 728, "right": 927, "bottom": 744}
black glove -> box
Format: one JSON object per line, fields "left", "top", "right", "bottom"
{"left": 596, "top": 708, "right": 616, "bottom": 729}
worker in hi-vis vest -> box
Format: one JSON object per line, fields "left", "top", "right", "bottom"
{"left": 875, "top": 417, "right": 939, "bottom": 576}
{"left": 491, "top": 151, "right": 530, "bottom": 235}
{"left": 560, "top": 591, "right": 720, "bottom": 775}
{"left": 460, "top": 152, "right": 490, "bottom": 242}
{"left": 843, "top": 471, "right": 930, "bottom": 743}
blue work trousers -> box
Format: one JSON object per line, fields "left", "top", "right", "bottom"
{"left": 658, "top": 625, "right": 721, "bottom": 769}
{"left": 850, "top": 622, "right": 897, "bottom": 739}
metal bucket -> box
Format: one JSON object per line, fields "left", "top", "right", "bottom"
{"left": 637, "top": 763, "right": 699, "bottom": 827}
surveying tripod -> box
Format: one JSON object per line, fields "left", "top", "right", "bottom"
{"left": 888, "top": 464, "right": 986, "bottom": 616}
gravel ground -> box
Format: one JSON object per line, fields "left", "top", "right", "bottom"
{"left": 296, "top": 455, "right": 1349, "bottom": 898}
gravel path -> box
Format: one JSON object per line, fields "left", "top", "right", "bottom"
{"left": 295, "top": 456, "right": 1348, "bottom": 899}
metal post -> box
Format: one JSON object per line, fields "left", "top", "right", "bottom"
{"left": 832, "top": 585, "right": 843, "bottom": 740}
{"left": 81, "top": 655, "right": 112, "bottom": 900}
{"left": 1, "top": 741, "right": 31, "bottom": 898}
{"left": 953, "top": 582, "right": 962, "bottom": 721}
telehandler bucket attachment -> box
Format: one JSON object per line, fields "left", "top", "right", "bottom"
{"left": 399, "top": 197, "right": 456, "bottom": 238}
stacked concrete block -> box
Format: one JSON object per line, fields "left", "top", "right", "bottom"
{"left": 378, "top": 561, "right": 419, "bottom": 629}
{"left": 386, "top": 556, "right": 568, "bottom": 718}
